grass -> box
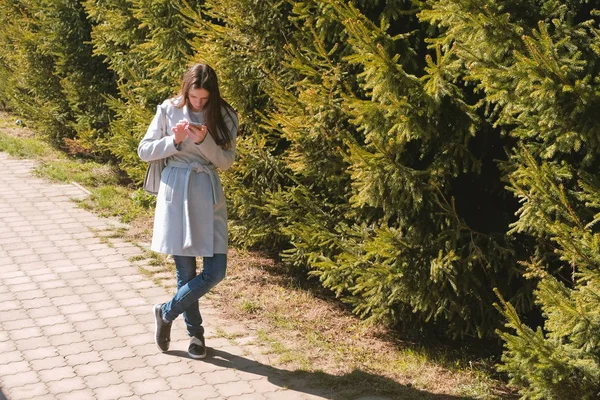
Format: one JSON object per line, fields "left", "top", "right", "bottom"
{"left": 210, "top": 248, "right": 516, "bottom": 399}
{"left": 0, "top": 110, "right": 517, "bottom": 399}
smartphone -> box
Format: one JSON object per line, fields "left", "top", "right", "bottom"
{"left": 188, "top": 121, "right": 204, "bottom": 128}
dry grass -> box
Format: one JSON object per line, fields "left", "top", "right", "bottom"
{"left": 208, "top": 248, "right": 516, "bottom": 399}
{"left": 0, "top": 114, "right": 35, "bottom": 138}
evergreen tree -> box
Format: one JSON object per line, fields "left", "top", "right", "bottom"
{"left": 421, "top": 0, "right": 600, "bottom": 396}
{"left": 184, "top": 0, "right": 529, "bottom": 339}
{"left": 181, "top": 0, "right": 297, "bottom": 249}
{"left": 301, "top": 0, "right": 526, "bottom": 338}
{"left": 0, "top": 0, "right": 115, "bottom": 148}
{"left": 83, "top": 0, "right": 202, "bottom": 182}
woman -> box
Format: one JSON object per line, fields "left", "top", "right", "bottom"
{"left": 138, "top": 64, "right": 238, "bottom": 359}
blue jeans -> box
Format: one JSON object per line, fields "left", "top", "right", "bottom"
{"left": 161, "top": 254, "right": 227, "bottom": 337}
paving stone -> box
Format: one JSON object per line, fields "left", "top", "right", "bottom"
{"left": 15, "top": 336, "right": 52, "bottom": 351}
{"left": 84, "top": 371, "right": 123, "bottom": 389}
{"left": 202, "top": 368, "right": 241, "bottom": 385}
{"left": 97, "top": 306, "right": 129, "bottom": 319}
{"left": 141, "top": 390, "right": 183, "bottom": 400}
{"left": 13, "top": 289, "right": 46, "bottom": 301}
{"left": 0, "top": 291, "right": 17, "bottom": 303}
{"left": 65, "top": 350, "right": 103, "bottom": 366}
{"left": 25, "top": 305, "right": 61, "bottom": 319}
{"left": 215, "top": 380, "right": 256, "bottom": 398}
{"left": 39, "top": 366, "right": 77, "bottom": 382}
{"left": 51, "top": 295, "right": 83, "bottom": 308}
{"left": 4, "top": 276, "right": 33, "bottom": 286}
{"left": 229, "top": 394, "right": 268, "bottom": 400}
{"left": 5, "top": 382, "right": 50, "bottom": 399}
{"left": 131, "top": 343, "right": 159, "bottom": 357}
{"left": 250, "top": 378, "right": 289, "bottom": 394}
{"left": 39, "top": 279, "right": 69, "bottom": 290}
{"left": 185, "top": 359, "right": 227, "bottom": 374}
{"left": 0, "top": 360, "right": 31, "bottom": 376}
{"left": 135, "top": 313, "right": 155, "bottom": 326}
{"left": 35, "top": 314, "right": 68, "bottom": 327}
{"left": 24, "top": 267, "right": 53, "bottom": 276}
{"left": 143, "top": 353, "right": 183, "bottom": 368}
{"left": 3, "top": 318, "right": 32, "bottom": 331}
{"left": 83, "top": 327, "right": 117, "bottom": 342}
{"left": 130, "top": 378, "right": 171, "bottom": 396}
{"left": 115, "top": 323, "right": 147, "bottom": 338}
{"left": 108, "top": 356, "right": 148, "bottom": 373}
{"left": 154, "top": 362, "right": 200, "bottom": 379}
{"left": 42, "top": 322, "right": 76, "bottom": 337}
{"left": 104, "top": 315, "right": 133, "bottom": 328}
{"left": 41, "top": 287, "right": 76, "bottom": 299}
{"left": 56, "top": 341, "right": 94, "bottom": 357}
{"left": 30, "top": 356, "right": 68, "bottom": 371}
{"left": 66, "top": 310, "right": 100, "bottom": 323}
{"left": 58, "top": 302, "right": 91, "bottom": 315}
{"left": 66, "top": 277, "right": 97, "bottom": 288}
{"left": 125, "top": 333, "right": 154, "bottom": 348}
{"left": 0, "top": 370, "right": 40, "bottom": 387}
{"left": 179, "top": 387, "right": 220, "bottom": 400}
{"left": 46, "top": 376, "right": 86, "bottom": 394}
{"left": 265, "top": 390, "right": 325, "bottom": 400}
{"left": 91, "top": 336, "right": 128, "bottom": 352}
{"left": 0, "top": 350, "right": 24, "bottom": 365}
{"left": 74, "top": 360, "right": 113, "bottom": 377}
{"left": 79, "top": 291, "right": 113, "bottom": 304}
{"left": 73, "top": 284, "right": 105, "bottom": 295}
{"left": 166, "top": 373, "right": 204, "bottom": 390}
{"left": 48, "top": 331, "right": 85, "bottom": 346}
{"left": 9, "top": 326, "right": 43, "bottom": 340}
{"left": 100, "top": 346, "right": 137, "bottom": 361}
{"left": 22, "top": 346, "right": 59, "bottom": 361}
{"left": 120, "top": 367, "right": 159, "bottom": 383}
{"left": 57, "top": 389, "right": 96, "bottom": 400}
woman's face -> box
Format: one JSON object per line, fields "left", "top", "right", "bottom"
{"left": 188, "top": 88, "right": 210, "bottom": 112}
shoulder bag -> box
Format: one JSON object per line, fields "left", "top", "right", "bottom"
{"left": 143, "top": 105, "right": 167, "bottom": 195}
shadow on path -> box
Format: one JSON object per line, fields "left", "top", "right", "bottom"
{"left": 166, "top": 348, "right": 469, "bottom": 400}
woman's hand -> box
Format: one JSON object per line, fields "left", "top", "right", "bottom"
{"left": 186, "top": 122, "right": 208, "bottom": 144}
{"left": 172, "top": 120, "right": 189, "bottom": 145}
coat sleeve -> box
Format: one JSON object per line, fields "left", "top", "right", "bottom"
{"left": 138, "top": 103, "right": 180, "bottom": 162}
{"left": 196, "top": 110, "right": 238, "bottom": 171}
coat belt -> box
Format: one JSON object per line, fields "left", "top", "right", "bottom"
{"left": 167, "top": 161, "right": 218, "bottom": 249}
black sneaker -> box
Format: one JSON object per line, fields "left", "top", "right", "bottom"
{"left": 188, "top": 334, "right": 207, "bottom": 359}
{"left": 153, "top": 304, "right": 172, "bottom": 352}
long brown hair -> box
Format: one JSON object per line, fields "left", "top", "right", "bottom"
{"left": 176, "top": 64, "right": 236, "bottom": 150}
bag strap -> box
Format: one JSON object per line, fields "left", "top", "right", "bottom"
{"left": 159, "top": 104, "right": 167, "bottom": 138}
{"left": 159, "top": 104, "right": 168, "bottom": 167}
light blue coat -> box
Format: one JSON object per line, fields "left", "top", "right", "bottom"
{"left": 138, "top": 98, "right": 237, "bottom": 257}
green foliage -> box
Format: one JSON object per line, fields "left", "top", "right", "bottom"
{"left": 422, "top": 0, "right": 600, "bottom": 397}
{"left": 181, "top": 0, "right": 527, "bottom": 341}
{"left": 79, "top": 185, "right": 153, "bottom": 222}
{"left": 83, "top": 0, "right": 201, "bottom": 184}
{"left": 180, "top": 0, "right": 297, "bottom": 250}
{"left": 0, "top": 131, "right": 53, "bottom": 159}
{"left": 0, "top": 0, "right": 116, "bottom": 150}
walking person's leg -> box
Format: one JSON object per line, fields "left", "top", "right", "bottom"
{"left": 153, "top": 255, "right": 198, "bottom": 352}
{"left": 172, "top": 256, "right": 203, "bottom": 336}
{"left": 153, "top": 253, "right": 227, "bottom": 357}
{"left": 185, "top": 254, "right": 227, "bottom": 358}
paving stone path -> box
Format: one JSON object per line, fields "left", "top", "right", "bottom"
{"left": 0, "top": 152, "right": 337, "bottom": 400}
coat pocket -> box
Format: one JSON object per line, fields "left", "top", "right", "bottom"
{"left": 163, "top": 167, "right": 177, "bottom": 203}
